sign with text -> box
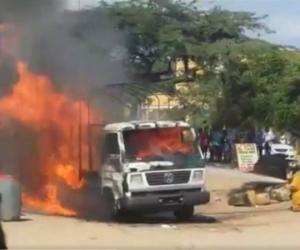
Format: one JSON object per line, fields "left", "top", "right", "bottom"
{"left": 235, "top": 143, "right": 258, "bottom": 172}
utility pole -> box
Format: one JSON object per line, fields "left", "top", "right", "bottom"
{"left": 77, "top": 0, "right": 93, "bottom": 171}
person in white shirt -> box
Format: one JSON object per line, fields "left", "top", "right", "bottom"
{"left": 263, "top": 127, "right": 275, "bottom": 155}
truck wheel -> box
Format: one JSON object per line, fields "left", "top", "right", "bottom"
{"left": 173, "top": 206, "right": 194, "bottom": 221}
{"left": 102, "top": 188, "right": 121, "bottom": 222}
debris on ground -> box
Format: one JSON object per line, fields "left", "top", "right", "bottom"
{"left": 227, "top": 182, "right": 291, "bottom": 207}
{"left": 214, "top": 196, "right": 221, "bottom": 202}
{"left": 160, "top": 224, "right": 177, "bottom": 229}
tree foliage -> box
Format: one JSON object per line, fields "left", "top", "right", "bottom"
{"left": 71, "top": 0, "right": 300, "bottom": 130}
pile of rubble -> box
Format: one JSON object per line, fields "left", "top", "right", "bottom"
{"left": 228, "top": 182, "right": 290, "bottom": 206}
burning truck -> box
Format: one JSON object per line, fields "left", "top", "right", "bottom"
{"left": 97, "top": 120, "right": 210, "bottom": 221}
{"left": 0, "top": 17, "right": 209, "bottom": 220}
{"left": 0, "top": 68, "right": 210, "bottom": 220}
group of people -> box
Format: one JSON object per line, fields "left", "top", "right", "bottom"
{"left": 197, "top": 127, "right": 233, "bottom": 163}
{"left": 197, "top": 126, "right": 277, "bottom": 162}
{"left": 196, "top": 125, "right": 300, "bottom": 212}
{"left": 247, "top": 127, "right": 275, "bottom": 157}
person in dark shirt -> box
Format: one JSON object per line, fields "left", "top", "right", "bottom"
{"left": 247, "top": 129, "right": 256, "bottom": 143}
{"left": 220, "top": 128, "right": 231, "bottom": 162}
{"left": 255, "top": 129, "right": 264, "bottom": 157}
{"left": 0, "top": 221, "right": 7, "bottom": 249}
{"left": 210, "top": 128, "right": 223, "bottom": 162}
{"left": 220, "top": 128, "right": 227, "bottom": 145}
{"left": 0, "top": 193, "right": 7, "bottom": 249}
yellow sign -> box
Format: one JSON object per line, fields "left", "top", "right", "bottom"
{"left": 235, "top": 143, "right": 259, "bottom": 172}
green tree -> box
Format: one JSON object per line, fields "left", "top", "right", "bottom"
{"left": 270, "top": 58, "right": 300, "bottom": 129}
{"left": 72, "top": 0, "right": 285, "bottom": 126}
{"left": 219, "top": 47, "right": 300, "bottom": 130}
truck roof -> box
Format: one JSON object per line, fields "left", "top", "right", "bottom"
{"left": 103, "top": 120, "right": 191, "bottom": 132}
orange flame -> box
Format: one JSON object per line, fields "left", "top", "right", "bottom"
{"left": 0, "top": 61, "right": 94, "bottom": 215}
{"left": 125, "top": 127, "right": 194, "bottom": 159}
{"left": 22, "top": 186, "right": 75, "bottom": 216}
{"left": 0, "top": 22, "right": 103, "bottom": 216}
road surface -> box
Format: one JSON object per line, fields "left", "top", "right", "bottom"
{"left": 4, "top": 166, "right": 299, "bottom": 248}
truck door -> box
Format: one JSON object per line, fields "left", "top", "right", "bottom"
{"left": 101, "top": 133, "right": 122, "bottom": 172}
{"left": 101, "top": 132, "right": 123, "bottom": 196}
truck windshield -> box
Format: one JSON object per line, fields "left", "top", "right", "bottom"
{"left": 123, "top": 127, "right": 203, "bottom": 167}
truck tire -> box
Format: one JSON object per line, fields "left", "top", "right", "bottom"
{"left": 173, "top": 206, "right": 194, "bottom": 221}
{"left": 101, "top": 188, "right": 122, "bottom": 222}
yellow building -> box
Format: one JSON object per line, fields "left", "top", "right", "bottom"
{"left": 140, "top": 57, "right": 202, "bottom": 120}
{"left": 140, "top": 93, "right": 179, "bottom": 120}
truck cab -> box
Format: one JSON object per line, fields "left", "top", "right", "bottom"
{"left": 99, "top": 120, "right": 210, "bottom": 221}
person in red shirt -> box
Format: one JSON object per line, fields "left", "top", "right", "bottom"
{"left": 199, "top": 127, "right": 209, "bottom": 159}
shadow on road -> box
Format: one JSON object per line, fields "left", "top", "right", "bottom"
{"left": 116, "top": 213, "right": 218, "bottom": 225}
{"left": 5, "top": 218, "right": 33, "bottom": 223}
{"left": 74, "top": 204, "right": 219, "bottom": 224}
{"left": 23, "top": 185, "right": 221, "bottom": 225}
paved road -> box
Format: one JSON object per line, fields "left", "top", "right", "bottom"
{"left": 4, "top": 166, "right": 299, "bottom": 248}
{"left": 3, "top": 210, "right": 299, "bottom": 248}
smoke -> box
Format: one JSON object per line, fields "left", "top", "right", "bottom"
{"left": 0, "top": 0, "right": 128, "bottom": 121}
{"left": 0, "top": 0, "right": 63, "bottom": 22}
{"left": 0, "top": 0, "right": 128, "bottom": 212}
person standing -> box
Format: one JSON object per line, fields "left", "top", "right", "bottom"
{"left": 286, "top": 165, "right": 300, "bottom": 212}
{"left": 255, "top": 129, "right": 264, "bottom": 157}
{"left": 247, "top": 129, "right": 256, "bottom": 144}
{"left": 263, "top": 127, "right": 275, "bottom": 155}
{"left": 0, "top": 195, "right": 7, "bottom": 249}
{"left": 0, "top": 222, "right": 6, "bottom": 249}
{"left": 209, "top": 127, "right": 218, "bottom": 162}
{"left": 200, "top": 127, "right": 209, "bottom": 159}
{"left": 228, "top": 128, "right": 237, "bottom": 144}
{"left": 220, "top": 127, "right": 228, "bottom": 162}
{"left": 197, "top": 128, "right": 203, "bottom": 142}
{"left": 210, "top": 128, "right": 223, "bottom": 162}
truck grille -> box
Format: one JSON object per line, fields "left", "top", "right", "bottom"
{"left": 145, "top": 170, "right": 191, "bottom": 186}
{"left": 275, "top": 149, "right": 287, "bottom": 153}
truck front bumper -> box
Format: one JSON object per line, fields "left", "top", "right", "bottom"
{"left": 119, "top": 188, "right": 210, "bottom": 213}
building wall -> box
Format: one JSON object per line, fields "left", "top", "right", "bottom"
{"left": 140, "top": 57, "right": 200, "bottom": 120}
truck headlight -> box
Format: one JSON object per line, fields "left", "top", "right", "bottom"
{"left": 191, "top": 170, "right": 203, "bottom": 182}
{"left": 129, "top": 174, "right": 144, "bottom": 187}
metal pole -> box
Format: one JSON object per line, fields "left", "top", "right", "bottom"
{"left": 87, "top": 98, "right": 93, "bottom": 172}
{"left": 146, "top": 101, "right": 149, "bottom": 121}
{"left": 136, "top": 103, "right": 140, "bottom": 120}
{"left": 77, "top": 0, "right": 83, "bottom": 179}
{"left": 78, "top": 103, "right": 82, "bottom": 180}
{"left": 154, "top": 95, "right": 160, "bottom": 120}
